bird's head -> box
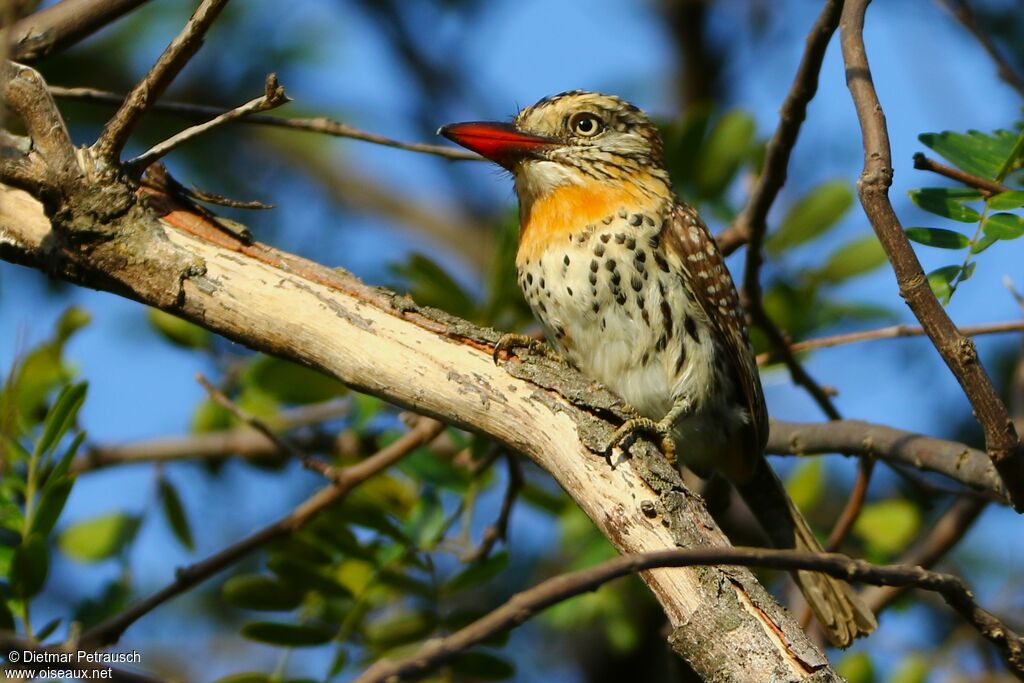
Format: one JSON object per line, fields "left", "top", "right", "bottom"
{"left": 440, "top": 91, "right": 672, "bottom": 211}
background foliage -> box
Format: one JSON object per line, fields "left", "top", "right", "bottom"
{"left": 1, "top": 1, "right": 1023, "bottom": 682}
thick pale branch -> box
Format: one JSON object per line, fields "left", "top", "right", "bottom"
{"left": 840, "top": 0, "right": 1024, "bottom": 511}
{"left": 0, "top": 183, "right": 837, "bottom": 681}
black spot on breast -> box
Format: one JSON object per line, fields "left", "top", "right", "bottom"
{"left": 615, "top": 292, "right": 627, "bottom": 306}
{"left": 590, "top": 259, "right": 599, "bottom": 273}
{"left": 592, "top": 302, "right": 600, "bottom": 313}
{"left": 527, "top": 272, "right": 534, "bottom": 284}
{"left": 642, "top": 308, "right": 651, "bottom": 325}
{"left": 540, "top": 278, "right": 545, "bottom": 289}
{"left": 601, "top": 232, "right": 611, "bottom": 242}
{"left": 654, "top": 252, "right": 670, "bottom": 273}
{"left": 628, "top": 213, "right": 643, "bottom": 226}
{"left": 675, "top": 345, "right": 687, "bottom": 373}
{"left": 614, "top": 233, "right": 626, "bottom": 244}
{"left": 605, "top": 259, "right": 618, "bottom": 272}
{"left": 566, "top": 286, "right": 573, "bottom": 296}
{"left": 635, "top": 249, "right": 647, "bottom": 263}
{"left": 684, "top": 316, "right": 699, "bottom": 342}
{"left": 611, "top": 271, "right": 621, "bottom": 287}
{"left": 656, "top": 334, "right": 667, "bottom": 351}
{"left": 626, "top": 236, "right": 636, "bottom": 250}
{"left": 589, "top": 272, "right": 598, "bottom": 286}
{"left": 642, "top": 351, "right": 650, "bottom": 365}
{"left": 602, "top": 216, "right": 613, "bottom": 226}
{"left": 631, "top": 276, "right": 643, "bottom": 292}
{"left": 564, "top": 254, "right": 571, "bottom": 266}
{"left": 648, "top": 233, "right": 660, "bottom": 249}
{"left": 661, "top": 300, "right": 673, "bottom": 339}
{"left": 594, "top": 243, "right": 605, "bottom": 257}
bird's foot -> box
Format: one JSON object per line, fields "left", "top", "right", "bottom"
{"left": 605, "top": 398, "right": 692, "bottom": 465}
{"left": 492, "top": 333, "right": 562, "bottom": 364}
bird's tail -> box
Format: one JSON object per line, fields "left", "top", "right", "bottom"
{"left": 737, "top": 460, "right": 878, "bottom": 648}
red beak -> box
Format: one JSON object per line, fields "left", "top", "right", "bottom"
{"left": 438, "top": 121, "right": 557, "bottom": 168}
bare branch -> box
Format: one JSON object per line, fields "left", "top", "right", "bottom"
{"left": 938, "top": 0, "right": 1024, "bottom": 99}
{"left": 460, "top": 452, "right": 522, "bottom": 564}
{"left": 767, "top": 419, "right": 1008, "bottom": 503}
{"left": 841, "top": 0, "right": 1024, "bottom": 511}
{"left": 913, "top": 152, "right": 1011, "bottom": 195}
{"left": 78, "top": 416, "right": 445, "bottom": 649}
{"left": 757, "top": 319, "right": 1024, "bottom": 365}
{"left": 71, "top": 400, "right": 349, "bottom": 474}
{"left": 735, "top": 0, "right": 844, "bottom": 422}
{"left": 826, "top": 456, "right": 874, "bottom": 551}
{"left": 353, "top": 546, "right": 1024, "bottom": 683}
{"left": 52, "top": 85, "right": 481, "bottom": 161}
{"left": 93, "top": 0, "right": 231, "bottom": 164}
{"left": 124, "top": 73, "right": 290, "bottom": 174}
{"left": 6, "top": 0, "right": 151, "bottom": 63}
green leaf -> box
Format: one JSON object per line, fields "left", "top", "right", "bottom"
{"left": 245, "top": 356, "right": 346, "bottom": 406}
{"left": 767, "top": 180, "right": 853, "bottom": 254}
{"left": 450, "top": 652, "right": 516, "bottom": 680}
{"left": 191, "top": 398, "right": 235, "bottom": 433}
{"left": 147, "top": 309, "right": 211, "bottom": 349}
{"left": 983, "top": 212, "right": 1024, "bottom": 240}
{"left": 213, "top": 674, "right": 273, "bottom": 683}
{"left": 971, "top": 232, "right": 998, "bottom": 254}
{"left": 0, "top": 598, "right": 14, "bottom": 631}
{"left": 663, "top": 103, "right": 712, "bottom": 192}
{"left": 813, "top": 236, "right": 887, "bottom": 284}
{"left": 364, "top": 611, "right": 437, "bottom": 649}
{"left": 908, "top": 188, "right": 981, "bottom": 222}
{"left": 73, "top": 577, "right": 131, "bottom": 627}
{"left": 55, "top": 307, "right": 92, "bottom": 343}
{"left": 996, "top": 128, "right": 1024, "bottom": 181}
{"left": 30, "top": 478, "right": 73, "bottom": 538}
{"left": 836, "top": 651, "right": 875, "bottom": 683}
{"left": 240, "top": 621, "right": 334, "bottom": 647}
{"left": 34, "top": 382, "right": 87, "bottom": 465}
{"left": 49, "top": 431, "right": 85, "bottom": 481}
{"left": 888, "top": 654, "right": 928, "bottom": 683}
{"left": 444, "top": 551, "right": 509, "bottom": 594}
{"left": 927, "top": 265, "right": 961, "bottom": 304}
{"left": 35, "top": 617, "right": 61, "bottom": 641}
{"left": 10, "top": 533, "right": 48, "bottom": 598}
{"left": 405, "top": 489, "right": 447, "bottom": 547}
{"left": 695, "top": 110, "right": 756, "bottom": 198}
{"left": 58, "top": 513, "right": 139, "bottom": 563}
{"left": 853, "top": 499, "right": 920, "bottom": 557}
{"left": 267, "top": 557, "right": 354, "bottom": 599}
{"left": 222, "top": 574, "right": 305, "bottom": 611}
{"left": 519, "top": 484, "right": 568, "bottom": 515}
{"left": 158, "top": 479, "right": 194, "bottom": 551}
{"left": 904, "top": 227, "right": 970, "bottom": 249}
{"left": 399, "top": 449, "right": 469, "bottom": 492}
{"left": 785, "top": 460, "right": 824, "bottom": 512}
{"left": 989, "top": 190, "right": 1024, "bottom": 210}
{"left": 919, "top": 129, "right": 1020, "bottom": 180}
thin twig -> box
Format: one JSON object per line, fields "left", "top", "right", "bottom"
{"left": 757, "top": 319, "right": 1024, "bottom": 365}
{"left": 736, "top": 0, "right": 844, "bottom": 422}
{"left": 195, "top": 372, "right": 345, "bottom": 484}
{"left": 93, "top": 0, "right": 231, "bottom": 163}
{"left": 52, "top": 85, "right": 481, "bottom": 161}
{"left": 768, "top": 419, "right": 1008, "bottom": 503}
{"left": 841, "top": 0, "right": 1024, "bottom": 511}
{"left": 72, "top": 399, "right": 350, "bottom": 474}
{"left": 913, "top": 152, "right": 1011, "bottom": 195}
{"left": 6, "top": 0, "right": 150, "bottom": 63}
{"left": 826, "top": 456, "right": 874, "bottom": 551}
{"left": 352, "top": 546, "right": 1024, "bottom": 683}
{"left": 460, "top": 452, "right": 523, "bottom": 564}
{"left": 125, "top": 73, "right": 290, "bottom": 174}
{"left": 79, "top": 416, "right": 445, "bottom": 649}
{"left": 938, "top": 0, "right": 1024, "bottom": 99}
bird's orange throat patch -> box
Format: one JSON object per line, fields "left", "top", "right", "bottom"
{"left": 515, "top": 180, "right": 665, "bottom": 264}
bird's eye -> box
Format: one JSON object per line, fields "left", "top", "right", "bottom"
{"left": 568, "top": 112, "right": 604, "bottom": 138}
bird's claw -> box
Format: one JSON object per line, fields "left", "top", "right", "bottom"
{"left": 492, "top": 333, "right": 561, "bottom": 364}
{"left": 606, "top": 416, "right": 677, "bottom": 465}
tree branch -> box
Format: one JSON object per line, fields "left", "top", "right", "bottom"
{"left": 51, "top": 85, "right": 481, "bottom": 161}
{"left": 767, "top": 419, "right": 1008, "bottom": 503}
{"left": 5, "top": 0, "right": 151, "bottom": 63}
{"left": 840, "top": 0, "right": 1024, "bottom": 511}
{"left": 757, "top": 319, "right": 1024, "bottom": 365}
{"left": 913, "top": 152, "right": 1011, "bottom": 195}
{"left": 353, "top": 547, "right": 1024, "bottom": 683}
{"left": 78, "top": 415, "right": 444, "bottom": 649}
{"left": 938, "top": 0, "right": 1024, "bottom": 99}
{"left": 124, "top": 73, "right": 290, "bottom": 174}
{"left": 93, "top": 0, "right": 230, "bottom": 164}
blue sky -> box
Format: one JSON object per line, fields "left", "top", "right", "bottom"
{"left": 1, "top": 1, "right": 1022, "bottom": 681}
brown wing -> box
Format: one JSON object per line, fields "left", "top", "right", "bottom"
{"left": 662, "top": 202, "right": 768, "bottom": 471}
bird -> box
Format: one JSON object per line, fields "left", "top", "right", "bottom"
{"left": 439, "top": 90, "right": 877, "bottom": 647}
